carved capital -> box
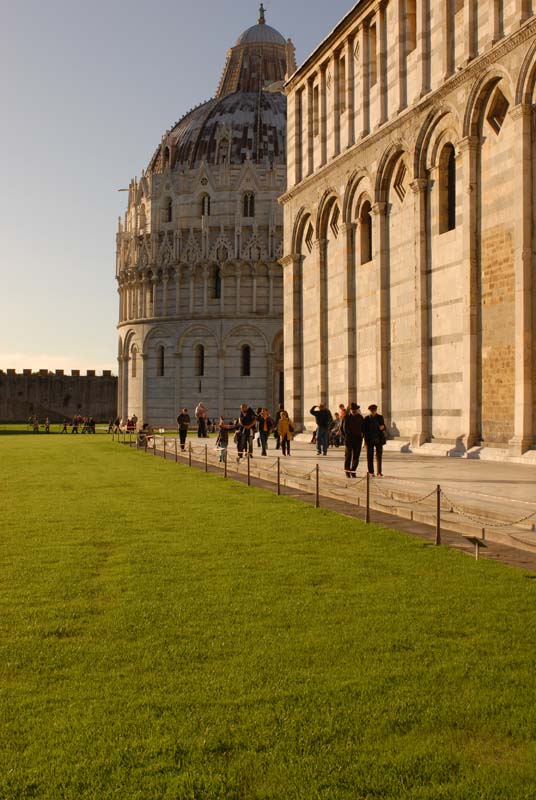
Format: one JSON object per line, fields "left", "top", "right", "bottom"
{"left": 409, "top": 178, "right": 429, "bottom": 194}
{"left": 457, "top": 135, "right": 479, "bottom": 154}
{"left": 371, "top": 201, "right": 389, "bottom": 217}
{"left": 509, "top": 102, "right": 533, "bottom": 121}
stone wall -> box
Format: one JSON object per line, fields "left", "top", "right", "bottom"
{"left": 0, "top": 370, "right": 117, "bottom": 423}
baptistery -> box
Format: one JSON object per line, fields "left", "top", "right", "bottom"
{"left": 116, "top": 6, "right": 295, "bottom": 425}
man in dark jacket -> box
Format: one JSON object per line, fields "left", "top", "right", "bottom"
{"left": 238, "top": 403, "right": 256, "bottom": 459}
{"left": 310, "top": 404, "right": 333, "bottom": 456}
{"left": 341, "top": 402, "right": 364, "bottom": 477}
{"left": 362, "top": 404, "right": 387, "bottom": 477}
{"left": 176, "top": 408, "right": 190, "bottom": 450}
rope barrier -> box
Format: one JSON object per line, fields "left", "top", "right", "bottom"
{"left": 370, "top": 484, "right": 438, "bottom": 507}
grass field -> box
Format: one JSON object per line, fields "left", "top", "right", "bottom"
{"left": 1, "top": 430, "right": 536, "bottom": 799}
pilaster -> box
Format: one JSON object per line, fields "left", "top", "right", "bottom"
{"left": 371, "top": 201, "right": 390, "bottom": 420}
{"left": 410, "top": 178, "right": 431, "bottom": 446}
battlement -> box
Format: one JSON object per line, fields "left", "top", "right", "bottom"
{"left": 1, "top": 369, "right": 115, "bottom": 378}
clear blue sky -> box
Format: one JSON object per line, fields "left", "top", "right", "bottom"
{"left": 1, "top": 0, "right": 352, "bottom": 374}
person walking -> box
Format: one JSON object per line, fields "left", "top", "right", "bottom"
{"left": 216, "top": 417, "right": 234, "bottom": 463}
{"left": 310, "top": 403, "right": 333, "bottom": 456}
{"left": 273, "top": 403, "right": 284, "bottom": 450}
{"left": 237, "top": 403, "right": 256, "bottom": 459}
{"left": 195, "top": 402, "right": 208, "bottom": 438}
{"left": 363, "top": 404, "right": 387, "bottom": 477}
{"left": 341, "top": 403, "right": 364, "bottom": 478}
{"left": 258, "top": 408, "right": 274, "bottom": 456}
{"left": 176, "top": 408, "right": 190, "bottom": 451}
{"left": 277, "top": 410, "right": 294, "bottom": 456}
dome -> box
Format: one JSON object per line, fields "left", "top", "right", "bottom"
{"left": 149, "top": 90, "right": 286, "bottom": 172}
{"left": 236, "top": 23, "right": 286, "bottom": 46}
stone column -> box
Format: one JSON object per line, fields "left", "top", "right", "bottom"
{"left": 252, "top": 269, "right": 257, "bottom": 313}
{"left": 464, "top": 0, "right": 477, "bottom": 62}
{"left": 189, "top": 269, "right": 194, "bottom": 314}
{"left": 175, "top": 268, "right": 181, "bottom": 315}
{"left": 281, "top": 254, "right": 303, "bottom": 427}
{"left": 458, "top": 135, "right": 480, "bottom": 449}
{"left": 516, "top": 0, "right": 532, "bottom": 26}
{"left": 509, "top": 104, "right": 534, "bottom": 454}
{"left": 416, "top": 0, "right": 430, "bottom": 97}
{"left": 220, "top": 271, "right": 225, "bottom": 313}
{"left": 266, "top": 351, "right": 275, "bottom": 414}
{"left": 151, "top": 275, "right": 158, "bottom": 316}
{"left": 141, "top": 277, "right": 148, "bottom": 318}
{"left": 359, "top": 22, "right": 370, "bottom": 137}
{"left": 268, "top": 269, "right": 274, "bottom": 314}
{"left": 332, "top": 49, "right": 341, "bottom": 157}
{"left": 397, "top": 0, "right": 407, "bottom": 112}
{"left": 307, "top": 77, "right": 314, "bottom": 176}
{"left": 443, "top": 0, "right": 453, "bottom": 79}
{"left": 174, "top": 352, "right": 182, "bottom": 413}
{"left": 316, "top": 238, "right": 329, "bottom": 404}
{"left": 162, "top": 271, "right": 169, "bottom": 317}
{"left": 235, "top": 267, "right": 241, "bottom": 314}
{"left": 410, "top": 178, "right": 431, "bottom": 446}
{"left": 320, "top": 64, "right": 327, "bottom": 166}
{"left": 139, "top": 353, "right": 147, "bottom": 424}
{"left": 371, "top": 202, "right": 390, "bottom": 421}
{"left": 218, "top": 350, "right": 225, "bottom": 417}
{"left": 294, "top": 89, "right": 303, "bottom": 184}
{"left": 202, "top": 266, "right": 209, "bottom": 313}
{"left": 345, "top": 35, "right": 355, "bottom": 148}
{"left": 376, "top": 0, "right": 389, "bottom": 121}
{"left": 342, "top": 222, "right": 357, "bottom": 401}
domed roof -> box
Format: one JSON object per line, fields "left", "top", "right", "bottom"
{"left": 236, "top": 23, "right": 286, "bottom": 46}
{"left": 236, "top": 4, "right": 286, "bottom": 46}
{"left": 149, "top": 90, "right": 286, "bottom": 172}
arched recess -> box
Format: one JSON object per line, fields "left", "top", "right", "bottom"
{"left": 464, "top": 70, "right": 517, "bottom": 445}
{"left": 120, "top": 329, "right": 143, "bottom": 423}
{"left": 375, "top": 142, "right": 415, "bottom": 436}
{"left": 222, "top": 324, "right": 269, "bottom": 417}
{"left": 417, "top": 110, "right": 463, "bottom": 444}
{"left": 317, "top": 192, "right": 343, "bottom": 411}
{"left": 142, "top": 328, "right": 174, "bottom": 423}
{"left": 288, "top": 207, "right": 313, "bottom": 426}
{"left": 177, "top": 325, "right": 220, "bottom": 419}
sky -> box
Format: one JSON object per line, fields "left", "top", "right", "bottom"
{"left": 1, "top": 0, "right": 353, "bottom": 374}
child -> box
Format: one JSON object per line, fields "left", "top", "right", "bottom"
{"left": 216, "top": 416, "right": 234, "bottom": 463}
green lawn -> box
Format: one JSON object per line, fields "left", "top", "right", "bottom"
{"left": 1, "top": 431, "right": 535, "bottom": 799}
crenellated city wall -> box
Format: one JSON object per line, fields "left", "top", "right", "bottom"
{"left": 0, "top": 370, "right": 117, "bottom": 423}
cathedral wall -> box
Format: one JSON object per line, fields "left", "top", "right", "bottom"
{"left": 283, "top": 0, "right": 536, "bottom": 453}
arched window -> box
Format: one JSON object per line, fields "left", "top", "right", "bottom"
{"left": 213, "top": 267, "right": 221, "bottom": 300}
{"left": 157, "top": 345, "right": 165, "bottom": 377}
{"left": 163, "top": 197, "right": 172, "bottom": 224}
{"left": 195, "top": 344, "right": 205, "bottom": 377}
{"left": 200, "top": 194, "right": 211, "bottom": 216}
{"left": 243, "top": 192, "right": 255, "bottom": 218}
{"left": 359, "top": 200, "right": 373, "bottom": 264}
{"left": 439, "top": 144, "right": 456, "bottom": 234}
{"left": 131, "top": 346, "right": 138, "bottom": 378}
{"left": 241, "top": 345, "right": 251, "bottom": 377}
{"left": 217, "top": 138, "right": 229, "bottom": 164}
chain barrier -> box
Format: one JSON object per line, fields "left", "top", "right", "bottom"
{"left": 439, "top": 488, "right": 536, "bottom": 530}
{"left": 370, "top": 483, "right": 438, "bottom": 507}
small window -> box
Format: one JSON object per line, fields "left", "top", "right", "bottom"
{"left": 487, "top": 88, "right": 509, "bottom": 135}
{"left": 330, "top": 205, "right": 340, "bottom": 238}
{"left": 243, "top": 192, "right": 255, "bottom": 218}
{"left": 131, "top": 347, "right": 137, "bottom": 378}
{"left": 359, "top": 200, "right": 373, "bottom": 264}
{"left": 241, "top": 345, "right": 251, "bottom": 377}
{"left": 305, "top": 223, "right": 314, "bottom": 253}
{"left": 394, "top": 162, "right": 407, "bottom": 203}
{"left": 200, "top": 194, "right": 211, "bottom": 216}
{"left": 195, "top": 344, "right": 205, "bottom": 377}
{"left": 213, "top": 267, "right": 221, "bottom": 300}
{"left": 163, "top": 197, "right": 172, "bottom": 224}
{"left": 218, "top": 138, "right": 229, "bottom": 164}
{"left": 157, "top": 345, "right": 165, "bottom": 377}
{"left": 439, "top": 144, "right": 456, "bottom": 234}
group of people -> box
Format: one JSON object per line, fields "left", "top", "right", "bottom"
{"left": 28, "top": 415, "right": 50, "bottom": 433}
{"left": 309, "top": 403, "right": 386, "bottom": 477}
{"left": 176, "top": 403, "right": 295, "bottom": 462}
{"left": 61, "top": 415, "right": 97, "bottom": 433}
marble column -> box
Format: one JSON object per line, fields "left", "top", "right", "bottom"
{"left": 410, "top": 178, "right": 431, "bottom": 446}
{"left": 332, "top": 49, "right": 341, "bottom": 157}
{"left": 342, "top": 222, "right": 357, "bottom": 401}
{"left": 345, "top": 35, "right": 355, "bottom": 148}
{"left": 371, "top": 201, "right": 390, "bottom": 421}
{"left": 416, "top": 0, "right": 431, "bottom": 98}
{"left": 281, "top": 254, "right": 303, "bottom": 427}
{"left": 509, "top": 104, "right": 534, "bottom": 454}
{"left": 359, "top": 22, "right": 370, "bottom": 137}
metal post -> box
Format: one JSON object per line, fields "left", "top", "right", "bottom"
{"left": 144, "top": 436, "right": 148, "bottom": 454}
{"left": 205, "top": 444, "right": 208, "bottom": 473}
{"left": 129, "top": 432, "right": 132, "bottom": 446}
{"left": 277, "top": 457, "right": 281, "bottom": 496}
{"left": 435, "top": 484, "right": 441, "bottom": 545}
{"left": 188, "top": 441, "right": 192, "bottom": 467}
{"left": 247, "top": 454, "right": 251, "bottom": 486}
{"left": 315, "top": 463, "right": 320, "bottom": 508}
{"left": 163, "top": 436, "right": 166, "bottom": 459}
{"left": 153, "top": 437, "right": 156, "bottom": 456}
{"left": 174, "top": 438, "right": 178, "bottom": 463}
{"left": 366, "top": 472, "right": 370, "bottom": 523}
